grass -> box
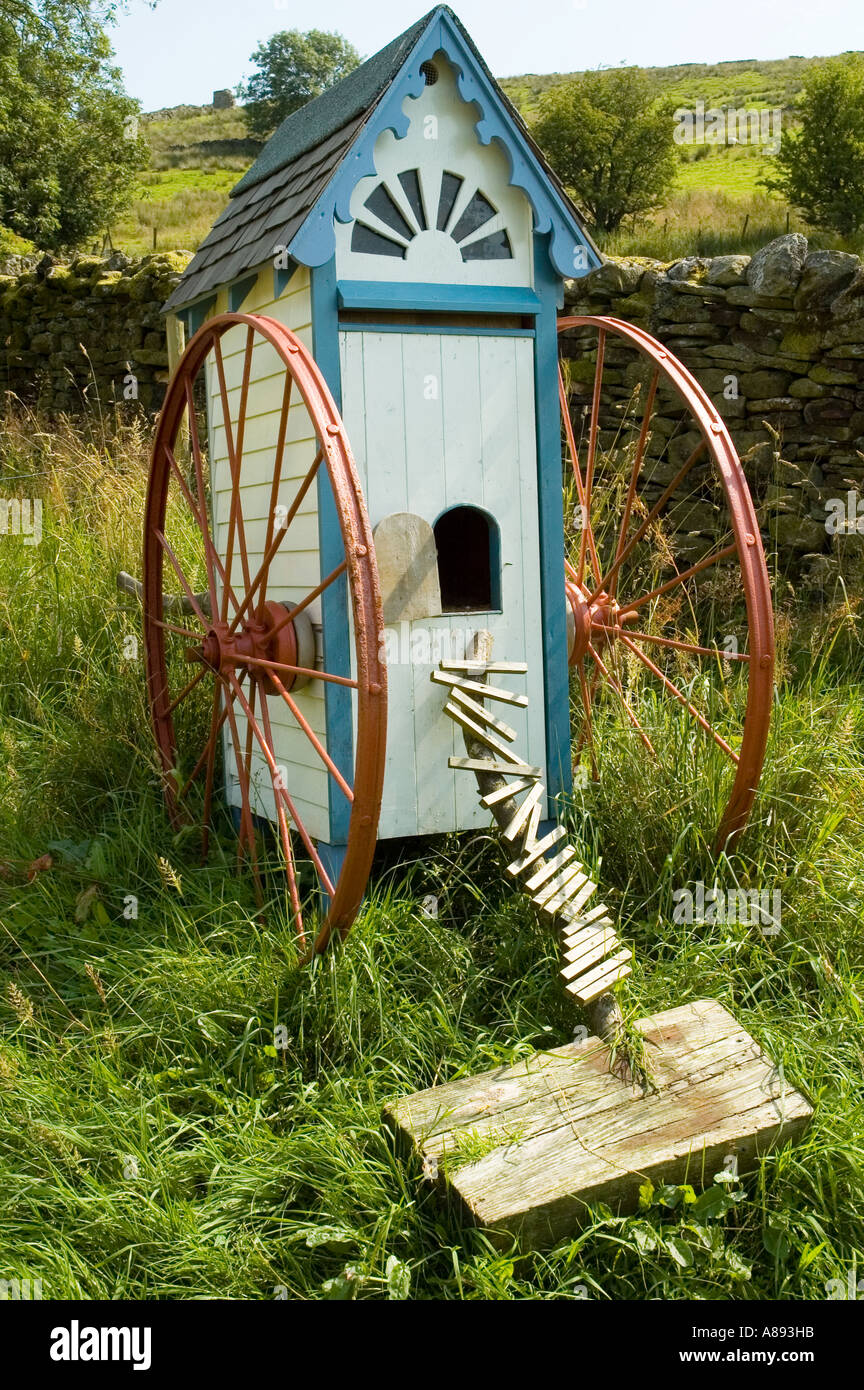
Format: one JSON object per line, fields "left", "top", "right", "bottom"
{"left": 112, "top": 169, "right": 237, "bottom": 257}
{"left": 0, "top": 403, "right": 863, "bottom": 1300}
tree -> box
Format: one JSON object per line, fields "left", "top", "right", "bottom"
{"left": 763, "top": 55, "right": 864, "bottom": 238}
{"left": 0, "top": 2, "right": 148, "bottom": 250}
{"left": 532, "top": 68, "right": 677, "bottom": 237}
{"left": 240, "top": 29, "right": 361, "bottom": 141}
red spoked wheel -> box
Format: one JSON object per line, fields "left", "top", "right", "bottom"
{"left": 143, "top": 312, "right": 387, "bottom": 956}
{"left": 558, "top": 315, "right": 774, "bottom": 851}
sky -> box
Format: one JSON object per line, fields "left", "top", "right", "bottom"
{"left": 110, "top": 0, "right": 863, "bottom": 112}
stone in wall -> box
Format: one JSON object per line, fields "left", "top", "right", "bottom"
{"left": 562, "top": 234, "right": 864, "bottom": 582}
{"left": 0, "top": 249, "right": 191, "bottom": 416}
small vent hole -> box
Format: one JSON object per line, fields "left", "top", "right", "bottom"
{"left": 420, "top": 61, "right": 439, "bottom": 85}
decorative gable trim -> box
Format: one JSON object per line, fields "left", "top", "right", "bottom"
{"left": 289, "top": 9, "right": 599, "bottom": 280}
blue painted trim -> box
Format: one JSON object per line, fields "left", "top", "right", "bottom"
{"left": 310, "top": 257, "right": 354, "bottom": 847}
{"left": 337, "top": 281, "right": 541, "bottom": 315}
{"left": 181, "top": 295, "right": 216, "bottom": 336}
{"left": 273, "top": 258, "right": 299, "bottom": 299}
{"left": 532, "top": 230, "right": 571, "bottom": 814}
{"left": 288, "top": 10, "right": 601, "bottom": 280}
{"left": 339, "top": 323, "right": 534, "bottom": 339}
{"left": 228, "top": 273, "right": 258, "bottom": 312}
{"left": 316, "top": 842, "right": 347, "bottom": 909}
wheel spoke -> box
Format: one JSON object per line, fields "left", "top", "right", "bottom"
{"left": 154, "top": 529, "right": 211, "bottom": 630}
{"left": 221, "top": 671, "right": 265, "bottom": 901}
{"left": 264, "top": 666, "right": 354, "bottom": 803}
{"left": 576, "top": 657, "right": 598, "bottom": 780}
{"left": 592, "top": 624, "right": 750, "bottom": 663}
{"left": 609, "top": 367, "right": 659, "bottom": 602}
{"left": 165, "top": 436, "right": 240, "bottom": 619}
{"left": 587, "top": 438, "right": 707, "bottom": 604}
{"left": 229, "top": 446, "right": 324, "bottom": 633}
{"left": 200, "top": 682, "right": 223, "bottom": 858}
{"left": 588, "top": 641, "right": 658, "bottom": 758}
{"left": 166, "top": 665, "right": 207, "bottom": 717}
{"left": 268, "top": 559, "right": 349, "bottom": 639}
{"left": 256, "top": 673, "right": 306, "bottom": 945}
{"left": 580, "top": 327, "right": 605, "bottom": 585}
{"left": 258, "top": 372, "right": 293, "bottom": 612}
{"left": 181, "top": 382, "right": 221, "bottom": 621}
{"left": 616, "top": 631, "right": 739, "bottom": 763}
{"left": 240, "top": 652, "right": 357, "bottom": 689}
{"left": 213, "top": 334, "right": 253, "bottom": 614}
{"left": 559, "top": 366, "right": 602, "bottom": 589}
{"left": 151, "top": 616, "right": 203, "bottom": 642}
{"left": 225, "top": 672, "right": 336, "bottom": 897}
{"left": 617, "top": 542, "right": 738, "bottom": 617}
{"left": 178, "top": 695, "right": 230, "bottom": 803}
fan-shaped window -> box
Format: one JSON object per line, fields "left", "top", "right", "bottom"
{"left": 350, "top": 170, "right": 513, "bottom": 263}
{"left": 434, "top": 506, "right": 501, "bottom": 612}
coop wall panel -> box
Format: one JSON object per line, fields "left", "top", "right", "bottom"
{"left": 206, "top": 266, "right": 332, "bottom": 842}
{"left": 340, "top": 327, "right": 547, "bottom": 839}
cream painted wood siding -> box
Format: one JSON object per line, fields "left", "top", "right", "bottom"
{"left": 339, "top": 327, "right": 546, "bottom": 839}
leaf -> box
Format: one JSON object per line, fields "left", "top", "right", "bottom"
{"left": 724, "top": 1248, "right": 753, "bottom": 1280}
{"left": 302, "top": 1226, "right": 359, "bottom": 1255}
{"left": 74, "top": 884, "right": 101, "bottom": 922}
{"left": 763, "top": 1218, "right": 791, "bottom": 1262}
{"left": 321, "top": 1267, "right": 362, "bottom": 1300}
{"left": 26, "top": 853, "right": 54, "bottom": 881}
{"left": 47, "top": 839, "right": 92, "bottom": 865}
{"left": 691, "top": 1184, "right": 735, "bottom": 1220}
{"left": 638, "top": 1179, "right": 654, "bottom": 1210}
{"left": 92, "top": 900, "right": 110, "bottom": 928}
{"left": 665, "top": 1235, "right": 693, "bottom": 1268}
{"left": 631, "top": 1221, "right": 659, "bottom": 1254}
{"left": 386, "top": 1255, "right": 411, "bottom": 1300}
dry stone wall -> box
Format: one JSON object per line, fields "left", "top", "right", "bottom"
{"left": 0, "top": 251, "right": 190, "bottom": 415}
{"left": 562, "top": 234, "right": 864, "bottom": 584}
{"left": 1, "top": 234, "right": 863, "bottom": 580}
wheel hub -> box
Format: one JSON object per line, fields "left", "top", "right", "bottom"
{"left": 566, "top": 580, "right": 629, "bottom": 665}
{"left": 191, "top": 600, "right": 299, "bottom": 687}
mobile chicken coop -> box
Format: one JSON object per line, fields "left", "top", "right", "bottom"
{"left": 138, "top": 6, "right": 809, "bottom": 1240}
{"left": 148, "top": 5, "right": 774, "bottom": 965}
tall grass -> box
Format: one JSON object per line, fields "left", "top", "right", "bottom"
{"left": 0, "top": 407, "right": 862, "bottom": 1299}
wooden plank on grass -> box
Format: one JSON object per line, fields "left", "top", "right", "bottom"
{"left": 383, "top": 999, "right": 813, "bottom": 1251}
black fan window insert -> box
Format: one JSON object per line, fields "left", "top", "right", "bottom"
{"left": 351, "top": 171, "right": 513, "bottom": 263}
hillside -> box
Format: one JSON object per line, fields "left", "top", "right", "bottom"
{"left": 111, "top": 51, "right": 863, "bottom": 260}
{"left": 498, "top": 52, "right": 831, "bottom": 115}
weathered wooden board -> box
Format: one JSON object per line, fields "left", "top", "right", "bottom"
{"left": 384, "top": 999, "right": 813, "bottom": 1250}
{"left": 372, "top": 512, "right": 442, "bottom": 624}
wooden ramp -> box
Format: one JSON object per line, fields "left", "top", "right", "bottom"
{"left": 384, "top": 1000, "right": 812, "bottom": 1250}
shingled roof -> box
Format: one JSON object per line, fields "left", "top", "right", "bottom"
{"left": 163, "top": 10, "right": 439, "bottom": 312}
{"left": 164, "top": 6, "right": 594, "bottom": 313}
